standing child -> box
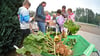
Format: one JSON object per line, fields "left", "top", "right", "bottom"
{"left": 67, "top": 8, "right": 75, "bottom": 35}
{"left": 56, "top": 9, "right": 65, "bottom": 33}
{"left": 45, "top": 11, "right": 51, "bottom": 31}
{"left": 45, "top": 11, "right": 51, "bottom": 22}
{"left": 67, "top": 8, "right": 75, "bottom": 22}
{"left": 18, "top": 0, "right": 34, "bottom": 47}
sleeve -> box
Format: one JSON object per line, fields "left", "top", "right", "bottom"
{"left": 56, "top": 16, "right": 59, "bottom": 20}
{"left": 22, "top": 9, "right": 30, "bottom": 23}
{"left": 71, "top": 14, "right": 75, "bottom": 22}
{"left": 29, "top": 17, "right": 33, "bottom": 22}
{"left": 37, "top": 6, "right": 46, "bottom": 19}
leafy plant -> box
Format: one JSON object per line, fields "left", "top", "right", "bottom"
{"left": 66, "top": 38, "right": 77, "bottom": 47}
{"left": 64, "top": 20, "right": 80, "bottom": 34}
{"left": 16, "top": 31, "right": 54, "bottom": 55}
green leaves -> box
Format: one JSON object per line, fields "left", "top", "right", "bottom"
{"left": 16, "top": 47, "right": 27, "bottom": 54}
{"left": 66, "top": 38, "right": 77, "bottom": 47}
{"left": 16, "top": 31, "right": 50, "bottom": 55}
{"left": 64, "top": 20, "right": 80, "bottom": 34}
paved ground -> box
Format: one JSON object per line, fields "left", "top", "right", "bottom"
{"left": 77, "top": 23, "right": 100, "bottom": 51}
{"left": 77, "top": 31, "right": 100, "bottom": 50}
{"left": 77, "top": 22, "right": 100, "bottom": 35}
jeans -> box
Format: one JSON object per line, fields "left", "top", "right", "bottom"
{"left": 37, "top": 21, "right": 45, "bottom": 33}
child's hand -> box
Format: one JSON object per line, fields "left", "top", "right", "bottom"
{"left": 29, "top": 17, "right": 34, "bottom": 22}
{"left": 31, "top": 17, "right": 34, "bottom": 20}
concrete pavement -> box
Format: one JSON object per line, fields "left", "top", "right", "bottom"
{"left": 77, "top": 31, "right": 100, "bottom": 50}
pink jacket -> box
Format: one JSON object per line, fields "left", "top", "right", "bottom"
{"left": 57, "top": 15, "right": 65, "bottom": 26}
{"left": 45, "top": 14, "right": 51, "bottom": 22}
{"left": 68, "top": 13, "right": 75, "bottom": 22}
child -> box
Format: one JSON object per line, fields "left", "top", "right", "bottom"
{"left": 67, "top": 8, "right": 75, "bottom": 22}
{"left": 52, "top": 13, "right": 57, "bottom": 20}
{"left": 45, "top": 11, "right": 51, "bottom": 22}
{"left": 56, "top": 9, "right": 65, "bottom": 33}
{"left": 67, "top": 8, "right": 75, "bottom": 35}
{"left": 18, "top": 0, "right": 33, "bottom": 47}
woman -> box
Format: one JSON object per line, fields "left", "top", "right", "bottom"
{"left": 35, "top": 1, "right": 46, "bottom": 33}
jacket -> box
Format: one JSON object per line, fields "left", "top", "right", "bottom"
{"left": 35, "top": 5, "right": 46, "bottom": 22}
{"left": 18, "top": 6, "right": 30, "bottom": 29}
{"left": 68, "top": 13, "right": 75, "bottom": 22}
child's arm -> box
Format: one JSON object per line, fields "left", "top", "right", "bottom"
{"left": 71, "top": 13, "right": 75, "bottom": 22}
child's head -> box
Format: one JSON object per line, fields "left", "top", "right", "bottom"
{"left": 45, "top": 11, "right": 49, "bottom": 15}
{"left": 67, "top": 8, "right": 72, "bottom": 14}
{"left": 57, "top": 9, "right": 62, "bottom": 16}
{"left": 53, "top": 13, "right": 56, "bottom": 17}
{"left": 62, "top": 5, "right": 66, "bottom": 11}
{"left": 23, "top": 0, "right": 31, "bottom": 9}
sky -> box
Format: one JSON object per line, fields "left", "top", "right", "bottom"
{"left": 29, "top": 0, "right": 100, "bottom": 14}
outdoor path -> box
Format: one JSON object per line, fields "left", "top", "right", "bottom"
{"left": 77, "top": 31, "right": 100, "bottom": 50}
{"left": 76, "top": 22, "right": 100, "bottom": 50}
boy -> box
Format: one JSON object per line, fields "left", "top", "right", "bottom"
{"left": 18, "top": 0, "right": 33, "bottom": 47}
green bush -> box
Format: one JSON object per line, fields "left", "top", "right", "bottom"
{"left": 0, "top": 0, "right": 23, "bottom": 54}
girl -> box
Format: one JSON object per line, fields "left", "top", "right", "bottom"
{"left": 45, "top": 11, "right": 51, "bottom": 22}
{"left": 56, "top": 9, "right": 65, "bottom": 33}
{"left": 67, "top": 8, "right": 75, "bottom": 22}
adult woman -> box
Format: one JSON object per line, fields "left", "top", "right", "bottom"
{"left": 35, "top": 2, "right": 46, "bottom": 33}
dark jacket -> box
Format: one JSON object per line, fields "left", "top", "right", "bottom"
{"left": 35, "top": 5, "right": 46, "bottom": 22}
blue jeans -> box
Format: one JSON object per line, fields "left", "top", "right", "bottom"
{"left": 37, "top": 21, "right": 45, "bottom": 33}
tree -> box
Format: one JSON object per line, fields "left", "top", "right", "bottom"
{"left": 0, "top": 0, "right": 23, "bottom": 55}
{"left": 75, "top": 8, "right": 97, "bottom": 25}
{"left": 75, "top": 8, "right": 83, "bottom": 21}
{"left": 87, "top": 9, "right": 95, "bottom": 24}
{"left": 95, "top": 13, "right": 100, "bottom": 25}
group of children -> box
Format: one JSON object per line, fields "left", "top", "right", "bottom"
{"left": 45, "top": 6, "right": 75, "bottom": 33}
{"left": 18, "top": 0, "right": 75, "bottom": 47}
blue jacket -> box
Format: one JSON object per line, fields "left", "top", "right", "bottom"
{"left": 35, "top": 5, "right": 46, "bottom": 22}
